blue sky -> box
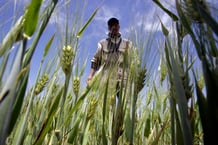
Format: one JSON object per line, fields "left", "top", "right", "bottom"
{"left": 0, "top": 0, "right": 217, "bottom": 89}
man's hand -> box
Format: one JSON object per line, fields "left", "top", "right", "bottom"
{"left": 86, "top": 76, "right": 93, "bottom": 84}
{"left": 86, "top": 68, "right": 96, "bottom": 84}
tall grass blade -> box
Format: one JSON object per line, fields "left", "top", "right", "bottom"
{"left": 33, "top": 87, "right": 63, "bottom": 145}
{"left": 193, "top": 72, "right": 208, "bottom": 144}
{"left": 175, "top": 0, "right": 202, "bottom": 59}
{"left": 79, "top": 57, "right": 88, "bottom": 77}
{"left": 159, "top": 18, "right": 169, "bottom": 36}
{"left": 152, "top": 0, "right": 178, "bottom": 21}
{"left": 23, "top": 0, "right": 43, "bottom": 38}
{"left": 8, "top": 65, "right": 29, "bottom": 135}
{"left": 175, "top": 110, "right": 184, "bottom": 145}
{"left": 0, "top": 16, "right": 24, "bottom": 57}
{"left": 125, "top": 110, "right": 131, "bottom": 140}
{"left": 0, "top": 53, "right": 9, "bottom": 87}
{"left": 169, "top": 91, "right": 176, "bottom": 145}
{"left": 165, "top": 38, "right": 193, "bottom": 145}
{"left": 23, "top": 0, "right": 58, "bottom": 67}
{"left": 201, "top": 59, "right": 218, "bottom": 144}
{"left": 102, "top": 77, "right": 109, "bottom": 145}
{"left": 191, "top": 0, "right": 218, "bottom": 36}
{"left": 77, "top": 7, "right": 99, "bottom": 38}
{"left": 0, "top": 39, "right": 26, "bottom": 144}
{"left": 67, "top": 117, "right": 80, "bottom": 144}
{"left": 144, "top": 117, "right": 151, "bottom": 138}
{"left": 82, "top": 121, "right": 90, "bottom": 145}
{"left": 42, "top": 34, "right": 55, "bottom": 62}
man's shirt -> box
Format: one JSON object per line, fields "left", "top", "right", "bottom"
{"left": 91, "top": 34, "right": 134, "bottom": 83}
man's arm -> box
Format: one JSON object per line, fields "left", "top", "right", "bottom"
{"left": 86, "top": 68, "right": 96, "bottom": 84}
{"left": 86, "top": 42, "right": 103, "bottom": 84}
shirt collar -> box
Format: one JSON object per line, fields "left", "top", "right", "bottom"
{"left": 107, "top": 32, "right": 121, "bottom": 43}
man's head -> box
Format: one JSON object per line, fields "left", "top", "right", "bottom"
{"left": 107, "top": 17, "right": 120, "bottom": 35}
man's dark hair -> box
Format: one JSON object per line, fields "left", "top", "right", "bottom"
{"left": 107, "top": 17, "right": 119, "bottom": 27}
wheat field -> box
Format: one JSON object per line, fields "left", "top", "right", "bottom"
{"left": 0, "top": 0, "right": 217, "bottom": 145}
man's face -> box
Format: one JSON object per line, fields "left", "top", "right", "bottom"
{"left": 109, "top": 23, "right": 120, "bottom": 35}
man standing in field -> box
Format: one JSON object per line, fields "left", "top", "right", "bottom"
{"left": 86, "top": 17, "right": 135, "bottom": 97}
{"left": 86, "top": 17, "right": 137, "bottom": 144}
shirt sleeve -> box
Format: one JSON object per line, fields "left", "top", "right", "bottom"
{"left": 91, "top": 42, "right": 102, "bottom": 70}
